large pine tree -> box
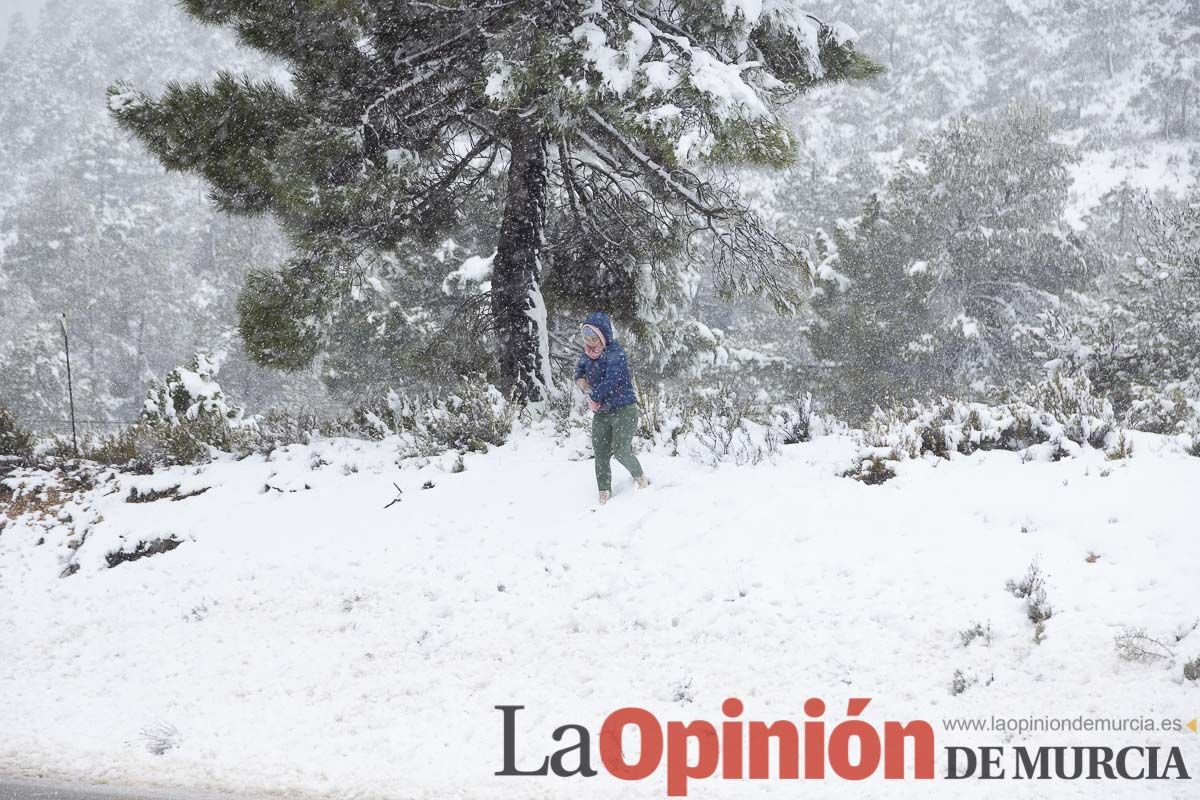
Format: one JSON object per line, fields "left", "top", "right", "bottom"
{"left": 110, "top": 0, "right": 879, "bottom": 401}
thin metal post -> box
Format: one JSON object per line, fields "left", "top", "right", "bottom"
{"left": 59, "top": 314, "right": 78, "bottom": 456}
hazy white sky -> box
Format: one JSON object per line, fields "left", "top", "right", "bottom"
{"left": 1, "top": 0, "right": 49, "bottom": 39}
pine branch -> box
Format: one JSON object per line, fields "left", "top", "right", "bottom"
{"left": 583, "top": 108, "right": 724, "bottom": 218}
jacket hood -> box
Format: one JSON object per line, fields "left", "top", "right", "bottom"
{"left": 583, "top": 312, "right": 615, "bottom": 346}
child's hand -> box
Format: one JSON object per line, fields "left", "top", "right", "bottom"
{"left": 588, "top": 399, "right": 601, "bottom": 413}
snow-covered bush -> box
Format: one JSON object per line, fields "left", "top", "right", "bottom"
{"left": 862, "top": 399, "right": 1044, "bottom": 464}
{"left": 1019, "top": 292, "right": 1146, "bottom": 411}
{"left": 86, "top": 422, "right": 214, "bottom": 472}
{"left": 142, "top": 353, "right": 241, "bottom": 426}
{"left": 856, "top": 372, "right": 1118, "bottom": 472}
{"left": 1125, "top": 380, "right": 1200, "bottom": 434}
{"left": 82, "top": 354, "right": 250, "bottom": 469}
{"left": 1014, "top": 372, "right": 1114, "bottom": 450}
{"left": 234, "top": 409, "right": 384, "bottom": 456}
{"left": 846, "top": 453, "right": 899, "bottom": 485}
{"left": 237, "top": 410, "right": 324, "bottom": 454}
{"left": 633, "top": 383, "right": 689, "bottom": 455}
{"left": 1112, "top": 380, "right": 1200, "bottom": 456}
{"left": 0, "top": 405, "right": 35, "bottom": 460}
{"left": 769, "top": 393, "right": 846, "bottom": 444}
{"left": 682, "top": 389, "right": 781, "bottom": 468}
{"left": 359, "top": 379, "right": 515, "bottom": 459}
{"left": 631, "top": 383, "right": 840, "bottom": 467}
{"left": 771, "top": 395, "right": 815, "bottom": 445}
{"left": 1185, "top": 656, "right": 1200, "bottom": 682}
{"left": 413, "top": 384, "right": 514, "bottom": 456}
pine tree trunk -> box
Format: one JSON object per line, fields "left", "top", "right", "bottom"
{"left": 492, "top": 123, "right": 549, "bottom": 402}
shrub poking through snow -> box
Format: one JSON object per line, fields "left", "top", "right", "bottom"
{"left": 951, "top": 669, "right": 975, "bottom": 696}
{"left": 0, "top": 405, "right": 35, "bottom": 460}
{"left": 772, "top": 393, "right": 817, "bottom": 444}
{"left": 139, "top": 722, "right": 180, "bottom": 755}
{"left": 185, "top": 601, "right": 211, "bottom": 623}
{"left": 1006, "top": 560, "right": 1053, "bottom": 625}
{"left": 126, "top": 485, "right": 181, "bottom": 503}
{"left": 1184, "top": 656, "right": 1200, "bottom": 681}
{"left": 959, "top": 622, "right": 992, "bottom": 647}
{"left": 671, "top": 676, "right": 695, "bottom": 705}
{"left": 105, "top": 536, "right": 183, "bottom": 568}
{"left": 949, "top": 670, "right": 992, "bottom": 695}
{"left": 1114, "top": 628, "right": 1176, "bottom": 663}
{"left": 683, "top": 389, "right": 781, "bottom": 468}
{"left": 1106, "top": 431, "right": 1134, "bottom": 460}
{"left": 771, "top": 394, "right": 846, "bottom": 445}
{"left": 846, "top": 452, "right": 898, "bottom": 484}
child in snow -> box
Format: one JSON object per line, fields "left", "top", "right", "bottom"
{"left": 574, "top": 312, "right": 648, "bottom": 505}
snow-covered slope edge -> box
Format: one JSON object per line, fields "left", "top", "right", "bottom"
{"left": 1, "top": 429, "right": 1198, "bottom": 799}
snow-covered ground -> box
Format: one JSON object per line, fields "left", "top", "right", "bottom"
{"left": 1067, "top": 141, "right": 1199, "bottom": 229}
{"left": 1, "top": 426, "right": 1198, "bottom": 799}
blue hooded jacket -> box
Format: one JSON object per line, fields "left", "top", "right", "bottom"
{"left": 574, "top": 312, "right": 638, "bottom": 412}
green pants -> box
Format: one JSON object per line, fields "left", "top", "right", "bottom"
{"left": 592, "top": 403, "right": 644, "bottom": 492}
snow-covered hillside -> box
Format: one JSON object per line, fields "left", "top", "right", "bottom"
{"left": 2, "top": 426, "right": 1198, "bottom": 799}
